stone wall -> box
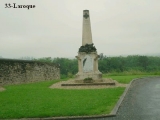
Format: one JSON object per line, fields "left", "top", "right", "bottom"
{"left": 0, "top": 59, "right": 60, "bottom": 85}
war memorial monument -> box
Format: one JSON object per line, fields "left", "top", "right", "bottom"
{"left": 75, "top": 10, "right": 102, "bottom": 83}
{"left": 60, "top": 10, "right": 115, "bottom": 86}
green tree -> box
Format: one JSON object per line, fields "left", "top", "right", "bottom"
{"left": 138, "top": 56, "right": 149, "bottom": 70}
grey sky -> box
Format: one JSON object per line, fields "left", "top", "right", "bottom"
{"left": 0, "top": 0, "right": 160, "bottom": 59}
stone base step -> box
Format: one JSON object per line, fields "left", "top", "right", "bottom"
{"left": 61, "top": 82, "right": 115, "bottom": 86}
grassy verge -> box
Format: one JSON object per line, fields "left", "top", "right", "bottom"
{"left": 103, "top": 71, "right": 160, "bottom": 84}
{"left": 0, "top": 80, "right": 124, "bottom": 119}
{"left": 105, "top": 70, "right": 160, "bottom": 76}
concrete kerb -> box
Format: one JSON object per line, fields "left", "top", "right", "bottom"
{"left": 11, "top": 114, "right": 114, "bottom": 120}
{"left": 6, "top": 76, "right": 160, "bottom": 120}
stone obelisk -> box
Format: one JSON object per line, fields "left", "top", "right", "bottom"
{"left": 75, "top": 10, "right": 102, "bottom": 83}
{"left": 82, "top": 10, "right": 92, "bottom": 46}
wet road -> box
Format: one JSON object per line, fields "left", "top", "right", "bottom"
{"left": 80, "top": 77, "right": 160, "bottom": 120}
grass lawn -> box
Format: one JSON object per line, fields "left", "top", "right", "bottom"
{"left": 0, "top": 80, "right": 125, "bottom": 119}
{"left": 103, "top": 74, "right": 159, "bottom": 84}
{"left": 1, "top": 74, "right": 158, "bottom": 119}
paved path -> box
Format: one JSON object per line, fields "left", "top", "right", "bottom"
{"left": 79, "top": 77, "right": 160, "bottom": 120}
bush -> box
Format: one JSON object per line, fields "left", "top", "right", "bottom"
{"left": 67, "top": 72, "right": 74, "bottom": 78}
{"left": 84, "top": 77, "right": 93, "bottom": 80}
{"left": 60, "top": 74, "right": 67, "bottom": 79}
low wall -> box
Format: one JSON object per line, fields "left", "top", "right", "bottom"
{"left": 0, "top": 59, "right": 60, "bottom": 85}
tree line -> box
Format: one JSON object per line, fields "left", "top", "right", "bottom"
{"left": 35, "top": 55, "right": 160, "bottom": 78}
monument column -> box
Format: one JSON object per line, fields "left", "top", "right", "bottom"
{"left": 82, "top": 10, "right": 92, "bottom": 46}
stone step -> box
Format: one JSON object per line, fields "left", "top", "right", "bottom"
{"left": 61, "top": 82, "right": 115, "bottom": 86}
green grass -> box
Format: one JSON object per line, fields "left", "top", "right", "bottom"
{"left": 0, "top": 80, "right": 124, "bottom": 119}
{"left": 105, "top": 70, "right": 160, "bottom": 76}
{"left": 1, "top": 73, "right": 158, "bottom": 119}
{"left": 103, "top": 74, "right": 159, "bottom": 84}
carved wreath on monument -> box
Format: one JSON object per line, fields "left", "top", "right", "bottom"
{"left": 78, "top": 43, "right": 97, "bottom": 53}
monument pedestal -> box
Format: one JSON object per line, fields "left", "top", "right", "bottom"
{"left": 75, "top": 52, "right": 102, "bottom": 83}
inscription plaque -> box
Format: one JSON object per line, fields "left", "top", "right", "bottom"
{"left": 82, "top": 55, "right": 93, "bottom": 72}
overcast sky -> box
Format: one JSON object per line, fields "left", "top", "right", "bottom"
{"left": 0, "top": 0, "right": 160, "bottom": 59}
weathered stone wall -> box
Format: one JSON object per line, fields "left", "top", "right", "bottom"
{"left": 0, "top": 59, "right": 60, "bottom": 85}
